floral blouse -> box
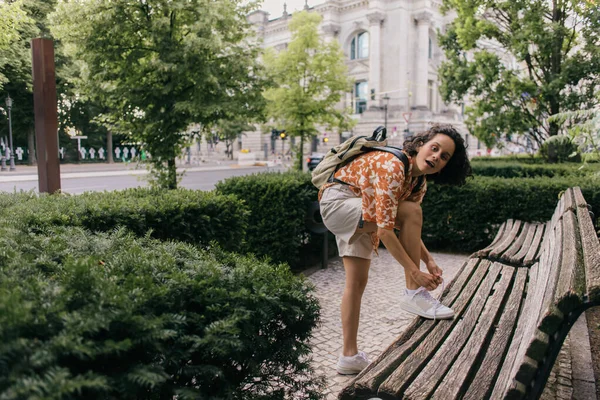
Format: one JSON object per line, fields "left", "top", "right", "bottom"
{"left": 320, "top": 151, "right": 427, "bottom": 230}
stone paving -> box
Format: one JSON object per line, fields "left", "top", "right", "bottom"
{"left": 305, "top": 249, "right": 468, "bottom": 399}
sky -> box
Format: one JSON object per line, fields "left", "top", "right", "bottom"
{"left": 257, "top": 0, "right": 325, "bottom": 19}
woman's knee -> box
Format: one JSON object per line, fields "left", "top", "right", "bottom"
{"left": 395, "top": 201, "right": 423, "bottom": 227}
{"left": 343, "top": 257, "right": 370, "bottom": 291}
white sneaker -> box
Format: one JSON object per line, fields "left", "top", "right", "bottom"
{"left": 399, "top": 287, "right": 454, "bottom": 320}
{"left": 336, "top": 351, "right": 370, "bottom": 375}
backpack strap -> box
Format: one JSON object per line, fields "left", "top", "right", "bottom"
{"left": 330, "top": 146, "right": 425, "bottom": 194}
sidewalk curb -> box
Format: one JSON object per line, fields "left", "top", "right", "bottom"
{"left": 0, "top": 164, "right": 264, "bottom": 183}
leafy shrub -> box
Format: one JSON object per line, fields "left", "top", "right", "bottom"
{"left": 539, "top": 135, "right": 581, "bottom": 163}
{"left": 0, "top": 226, "right": 323, "bottom": 399}
{"left": 216, "top": 171, "right": 319, "bottom": 269}
{"left": 3, "top": 188, "right": 248, "bottom": 252}
{"left": 422, "top": 176, "right": 600, "bottom": 253}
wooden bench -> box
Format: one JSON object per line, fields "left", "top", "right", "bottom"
{"left": 339, "top": 186, "right": 600, "bottom": 400}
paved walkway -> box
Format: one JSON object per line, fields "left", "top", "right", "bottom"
{"left": 305, "top": 250, "right": 597, "bottom": 400}
{"left": 305, "top": 250, "right": 468, "bottom": 399}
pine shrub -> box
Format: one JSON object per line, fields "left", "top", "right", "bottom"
{"left": 0, "top": 226, "right": 323, "bottom": 399}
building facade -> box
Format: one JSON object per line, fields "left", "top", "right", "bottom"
{"left": 186, "top": 0, "right": 485, "bottom": 164}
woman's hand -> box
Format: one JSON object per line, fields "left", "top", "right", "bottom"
{"left": 410, "top": 269, "right": 441, "bottom": 291}
{"left": 426, "top": 260, "right": 443, "bottom": 278}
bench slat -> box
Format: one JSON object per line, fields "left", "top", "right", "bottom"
{"left": 462, "top": 267, "right": 528, "bottom": 400}
{"left": 563, "top": 188, "right": 576, "bottom": 212}
{"left": 472, "top": 220, "right": 511, "bottom": 258}
{"left": 536, "top": 222, "right": 564, "bottom": 336}
{"left": 574, "top": 188, "right": 600, "bottom": 304}
{"left": 501, "top": 222, "right": 533, "bottom": 264}
{"left": 377, "top": 260, "right": 497, "bottom": 398}
{"left": 523, "top": 223, "right": 546, "bottom": 266}
{"left": 489, "top": 262, "right": 539, "bottom": 399}
{"left": 512, "top": 221, "right": 562, "bottom": 388}
{"left": 550, "top": 193, "right": 566, "bottom": 231}
{"left": 489, "top": 221, "right": 522, "bottom": 259}
{"left": 554, "top": 210, "right": 585, "bottom": 314}
{"left": 506, "top": 222, "right": 536, "bottom": 264}
{"left": 428, "top": 264, "right": 517, "bottom": 400}
{"left": 339, "top": 258, "right": 482, "bottom": 399}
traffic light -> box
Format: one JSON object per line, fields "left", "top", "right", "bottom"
{"left": 280, "top": 131, "right": 286, "bottom": 140}
{"left": 322, "top": 137, "right": 329, "bottom": 143}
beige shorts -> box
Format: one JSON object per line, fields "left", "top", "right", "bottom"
{"left": 320, "top": 184, "right": 373, "bottom": 260}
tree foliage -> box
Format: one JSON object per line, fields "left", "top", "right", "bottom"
{"left": 439, "top": 0, "right": 600, "bottom": 148}
{"left": 50, "top": 0, "right": 266, "bottom": 188}
{"left": 263, "top": 11, "right": 354, "bottom": 171}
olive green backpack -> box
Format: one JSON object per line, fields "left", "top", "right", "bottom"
{"left": 311, "top": 126, "right": 424, "bottom": 191}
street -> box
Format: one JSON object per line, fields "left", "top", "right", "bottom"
{"left": 0, "top": 165, "right": 287, "bottom": 194}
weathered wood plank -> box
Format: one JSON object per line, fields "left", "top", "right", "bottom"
{"left": 490, "top": 259, "right": 543, "bottom": 399}
{"left": 339, "top": 258, "right": 483, "bottom": 399}
{"left": 554, "top": 210, "right": 585, "bottom": 314}
{"left": 574, "top": 188, "right": 600, "bottom": 304}
{"left": 506, "top": 356, "right": 538, "bottom": 399}
{"left": 523, "top": 223, "right": 546, "bottom": 266}
{"left": 572, "top": 186, "right": 587, "bottom": 207}
{"left": 508, "top": 223, "right": 537, "bottom": 264}
{"left": 377, "top": 261, "right": 499, "bottom": 398}
{"left": 490, "top": 221, "right": 523, "bottom": 259}
{"left": 507, "top": 222, "right": 562, "bottom": 391}
{"left": 429, "top": 264, "right": 516, "bottom": 400}
{"left": 550, "top": 193, "right": 565, "bottom": 232}
{"left": 462, "top": 267, "right": 528, "bottom": 400}
{"left": 501, "top": 222, "right": 533, "bottom": 264}
{"left": 536, "top": 223, "right": 564, "bottom": 336}
{"left": 525, "top": 330, "right": 550, "bottom": 361}
{"left": 533, "top": 221, "right": 552, "bottom": 267}
{"left": 563, "top": 188, "right": 576, "bottom": 212}
{"left": 472, "top": 221, "right": 511, "bottom": 258}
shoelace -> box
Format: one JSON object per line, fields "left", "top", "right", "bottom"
{"left": 415, "top": 278, "right": 446, "bottom": 321}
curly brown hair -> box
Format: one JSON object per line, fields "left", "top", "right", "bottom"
{"left": 403, "top": 124, "right": 472, "bottom": 186}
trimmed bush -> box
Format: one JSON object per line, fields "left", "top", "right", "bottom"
{"left": 471, "top": 155, "right": 546, "bottom": 164}
{"left": 0, "top": 226, "right": 323, "bottom": 399}
{"left": 470, "top": 161, "right": 600, "bottom": 178}
{"left": 422, "top": 176, "right": 600, "bottom": 253}
{"left": 215, "top": 171, "right": 319, "bottom": 269}
{"left": 3, "top": 188, "right": 249, "bottom": 252}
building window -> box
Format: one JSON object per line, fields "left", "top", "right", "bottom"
{"left": 428, "top": 80, "right": 434, "bottom": 110}
{"left": 350, "top": 32, "right": 369, "bottom": 60}
{"left": 353, "top": 81, "right": 368, "bottom": 114}
{"left": 428, "top": 37, "right": 433, "bottom": 59}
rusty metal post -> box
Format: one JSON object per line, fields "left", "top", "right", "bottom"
{"left": 31, "top": 38, "right": 61, "bottom": 193}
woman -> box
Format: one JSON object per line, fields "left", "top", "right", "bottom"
{"left": 318, "top": 124, "right": 472, "bottom": 375}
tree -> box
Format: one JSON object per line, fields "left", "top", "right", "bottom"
{"left": 0, "top": 0, "right": 32, "bottom": 90}
{"left": 263, "top": 11, "right": 354, "bottom": 171}
{"left": 216, "top": 118, "right": 256, "bottom": 160}
{"left": 439, "top": 0, "right": 600, "bottom": 148}
{"left": 50, "top": 0, "right": 266, "bottom": 188}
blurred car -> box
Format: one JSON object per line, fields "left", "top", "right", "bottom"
{"left": 306, "top": 153, "right": 325, "bottom": 171}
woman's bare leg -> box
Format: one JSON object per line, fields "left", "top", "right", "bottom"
{"left": 395, "top": 201, "right": 423, "bottom": 290}
{"left": 341, "top": 255, "right": 371, "bottom": 356}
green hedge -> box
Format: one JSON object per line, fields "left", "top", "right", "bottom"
{"left": 215, "top": 171, "right": 320, "bottom": 269}
{"left": 0, "top": 226, "right": 323, "bottom": 399}
{"left": 471, "top": 161, "right": 600, "bottom": 178}
{"left": 3, "top": 188, "right": 248, "bottom": 253}
{"left": 422, "top": 176, "right": 600, "bottom": 253}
